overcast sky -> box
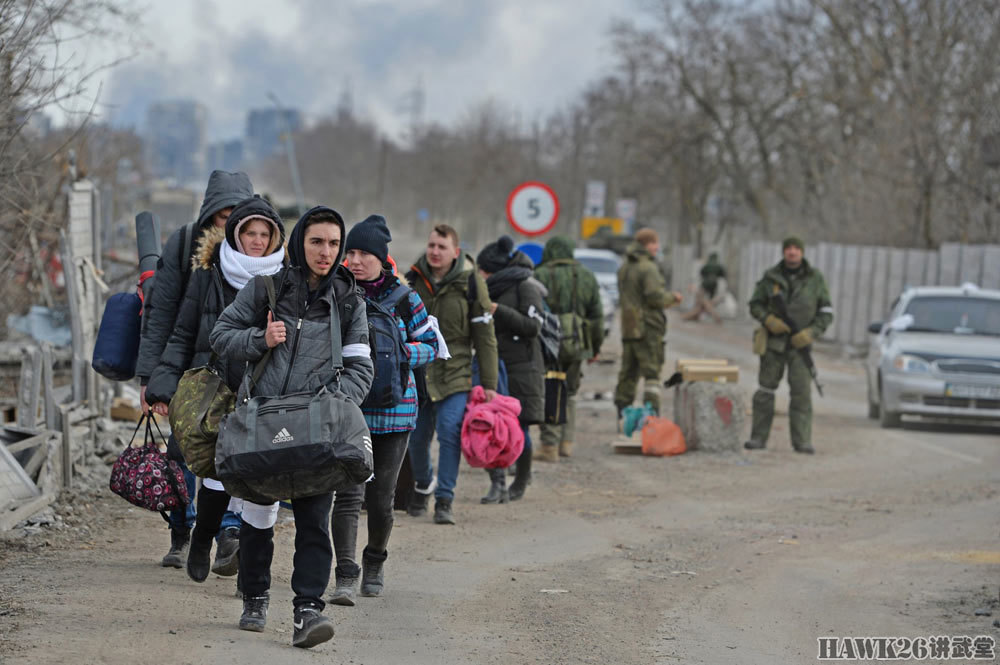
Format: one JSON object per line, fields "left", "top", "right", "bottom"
{"left": 87, "top": 0, "right": 641, "bottom": 142}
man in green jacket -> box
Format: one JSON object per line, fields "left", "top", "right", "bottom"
{"left": 405, "top": 224, "right": 498, "bottom": 525}
{"left": 745, "top": 236, "right": 834, "bottom": 454}
{"left": 614, "top": 228, "right": 682, "bottom": 418}
{"left": 533, "top": 235, "right": 604, "bottom": 462}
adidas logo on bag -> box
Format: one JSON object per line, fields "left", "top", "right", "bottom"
{"left": 272, "top": 427, "right": 295, "bottom": 444}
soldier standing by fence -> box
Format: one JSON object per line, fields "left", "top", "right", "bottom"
{"left": 745, "top": 237, "right": 834, "bottom": 454}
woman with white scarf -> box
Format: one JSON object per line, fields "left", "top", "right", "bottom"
{"left": 146, "top": 195, "right": 285, "bottom": 584}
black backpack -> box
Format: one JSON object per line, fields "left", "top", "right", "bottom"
{"left": 362, "top": 285, "right": 413, "bottom": 409}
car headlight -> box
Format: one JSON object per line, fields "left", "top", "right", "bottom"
{"left": 892, "top": 354, "right": 931, "bottom": 373}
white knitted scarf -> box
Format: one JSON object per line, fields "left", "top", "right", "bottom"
{"left": 219, "top": 240, "right": 284, "bottom": 290}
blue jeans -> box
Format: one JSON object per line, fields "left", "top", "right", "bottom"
{"left": 408, "top": 391, "right": 468, "bottom": 502}
{"left": 168, "top": 463, "right": 197, "bottom": 530}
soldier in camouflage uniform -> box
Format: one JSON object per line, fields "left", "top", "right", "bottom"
{"left": 745, "top": 237, "right": 834, "bottom": 454}
{"left": 614, "top": 229, "right": 683, "bottom": 418}
{"left": 533, "top": 235, "right": 605, "bottom": 462}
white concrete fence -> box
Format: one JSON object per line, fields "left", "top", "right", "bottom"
{"left": 670, "top": 241, "right": 1000, "bottom": 347}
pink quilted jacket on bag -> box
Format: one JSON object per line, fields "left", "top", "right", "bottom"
{"left": 461, "top": 385, "right": 524, "bottom": 469}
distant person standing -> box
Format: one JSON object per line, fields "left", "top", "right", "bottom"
{"left": 682, "top": 252, "right": 727, "bottom": 324}
{"left": 532, "top": 235, "right": 604, "bottom": 462}
{"left": 744, "top": 236, "right": 833, "bottom": 454}
{"left": 613, "top": 228, "right": 682, "bottom": 419}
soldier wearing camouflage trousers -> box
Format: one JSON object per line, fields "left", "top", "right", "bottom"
{"left": 745, "top": 237, "right": 834, "bottom": 454}
{"left": 614, "top": 228, "right": 683, "bottom": 419}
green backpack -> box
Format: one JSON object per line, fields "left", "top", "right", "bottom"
{"left": 554, "top": 268, "right": 591, "bottom": 364}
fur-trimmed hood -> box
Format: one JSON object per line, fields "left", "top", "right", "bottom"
{"left": 192, "top": 225, "right": 226, "bottom": 271}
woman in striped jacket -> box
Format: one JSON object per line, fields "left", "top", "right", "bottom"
{"left": 330, "top": 215, "right": 441, "bottom": 605}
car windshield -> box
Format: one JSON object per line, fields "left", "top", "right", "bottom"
{"left": 576, "top": 256, "right": 619, "bottom": 274}
{"left": 902, "top": 296, "right": 1000, "bottom": 336}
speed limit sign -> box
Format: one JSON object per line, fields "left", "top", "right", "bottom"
{"left": 506, "top": 181, "right": 559, "bottom": 237}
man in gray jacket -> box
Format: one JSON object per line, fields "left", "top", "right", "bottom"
{"left": 135, "top": 170, "right": 253, "bottom": 570}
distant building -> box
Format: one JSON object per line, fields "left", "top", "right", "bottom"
{"left": 207, "top": 139, "right": 244, "bottom": 172}
{"left": 145, "top": 100, "right": 208, "bottom": 185}
{"left": 245, "top": 108, "right": 302, "bottom": 162}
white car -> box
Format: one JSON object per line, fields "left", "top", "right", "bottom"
{"left": 573, "top": 248, "right": 621, "bottom": 325}
{"left": 865, "top": 284, "right": 1000, "bottom": 427}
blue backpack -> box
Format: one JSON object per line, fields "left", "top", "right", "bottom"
{"left": 361, "top": 286, "right": 412, "bottom": 409}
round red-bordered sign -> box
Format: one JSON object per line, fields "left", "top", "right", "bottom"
{"left": 506, "top": 181, "right": 559, "bottom": 237}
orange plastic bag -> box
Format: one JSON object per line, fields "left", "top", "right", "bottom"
{"left": 640, "top": 416, "right": 686, "bottom": 456}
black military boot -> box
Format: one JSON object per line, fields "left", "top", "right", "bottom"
{"left": 212, "top": 526, "right": 240, "bottom": 577}
{"left": 744, "top": 439, "right": 766, "bottom": 450}
{"left": 480, "top": 468, "right": 508, "bottom": 504}
{"left": 793, "top": 443, "right": 815, "bottom": 454}
{"left": 186, "top": 529, "right": 213, "bottom": 582}
{"left": 161, "top": 526, "right": 190, "bottom": 568}
{"left": 508, "top": 450, "right": 532, "bottom": 501}
{"left": 433, "top": 498, "right": 455, "bottom": 525}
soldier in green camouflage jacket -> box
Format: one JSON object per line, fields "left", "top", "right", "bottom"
{"left": 745, "top": 236, "right": 834, "bottom": 454}
{"left": 614, "top": 228, "right": 682, "bottom": 417}
{"left": 533, "top": 235, "right": 604, "bottom": 461}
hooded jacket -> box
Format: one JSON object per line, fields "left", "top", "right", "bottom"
{"left": 406, "top": 253, "right": 498, "bottom": 401}
{"left": 210, "top": 206, "right": 374, "bottom": 405}
{"left": 145, "top": 197, "right": 286, "bottom": 406}
{"left": 617, "top": 242, "right": 677, "bottom": 340}
{"left": 749, "top": 259, "right": 833, "bottom": 352}
{"left": 136, "top": 170, "right": 254, "bottom": 382}
{"left": 534, "top": 235, "right": 605, "bottom": 358}
{"left": 486, "top": 250, "right": 545, "bottom": 425}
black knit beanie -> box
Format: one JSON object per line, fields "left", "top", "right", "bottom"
{"left": 345, "top": 215, "right": 392, "bottom": 263}
{"left": 477, "top": 235, "right": 515, "bottom": 274}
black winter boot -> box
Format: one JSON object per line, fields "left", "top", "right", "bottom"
{"left": 239, "top": 592, "right": 269, "bottom": 632}
{"left": 508, "top": 450, "right": 532, "bottom": 501}
{"left": 187, "top": 487, "right": 230, "bottom": 581}
{"left": 212, "top": 526, "right": 240, "bottom": 577}
{"left": 407, "top": 484, "right": 433, "bottom": 517}
{"left": 360, "top": 552, "right": 385, "bottom": 597}
{"left": 161, "top": 526, "right": 190, "bottom": 568}
{"left": 480, "top": 468, "right": 508, "bottom": 504}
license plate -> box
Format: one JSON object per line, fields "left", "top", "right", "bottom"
{"left": 945, "top": 384, "right": 1000, "bottom": 399}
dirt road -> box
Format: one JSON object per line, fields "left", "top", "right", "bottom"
{"left": 2, "top": 318, "right": 998, "bottom": 664}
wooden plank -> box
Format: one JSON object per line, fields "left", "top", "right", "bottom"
{"left": 681, "top": 365, "right": 739, "bottom": 383}
{"left": 0, "top": 493, "right": 56, "bottom": 532}
{"left": 41, "top": 343, "right": 56, "bottom": 432}
{"left": 17, "top": 346, "right": 42, "bottom": 429}
{"left": 0, "top": 434, "right": 40, "bottom": 505}
{"left": 5, "top": 433, "right": 46, "bottom": 454}
{"left": 21, "top": 443, "right": 47, "bottom": 479}
{"left": 676, "top": 358, "right": 728, "bottom": 371}
{"left": 612, "top": 440, "right": 644, "bottom": 455}
{"left": 59, "top": 403, "right": 73, "bottom": 488}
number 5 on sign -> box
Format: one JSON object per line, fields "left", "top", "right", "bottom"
{"left": 507, "top": 182, "right": 559, "bottom": 236}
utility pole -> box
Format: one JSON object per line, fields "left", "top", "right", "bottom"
{"left": 266, "top": 91, "right": 306, "bottom": 215}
